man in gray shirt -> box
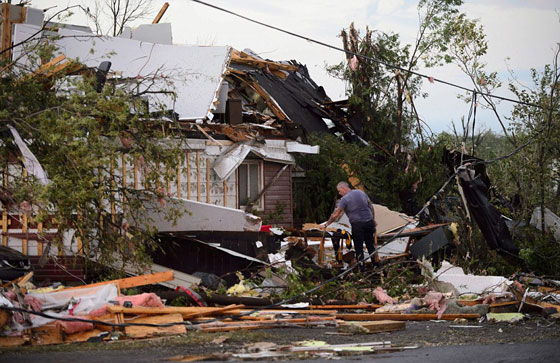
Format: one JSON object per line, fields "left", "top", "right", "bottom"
{"left": 324, "top": 181, "right": 377, "bottom": 271}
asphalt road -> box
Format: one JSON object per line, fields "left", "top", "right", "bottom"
{"left": 2, "top": 339, "right": 560, "bottom": 363}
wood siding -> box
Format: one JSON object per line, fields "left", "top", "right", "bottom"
{"left": 263, "top": 162, "right": 293, "bottom": 227}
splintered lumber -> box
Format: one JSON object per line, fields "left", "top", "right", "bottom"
{"left": 31, "top": 324, "right": 64, "bottom": 345}
{"left": 458, "top": 300, "right": 518, "bottom": 309}
{"left": 512, "top": 285, "right": 560, "bottom": 313}
{"left": 240, "top": 309, "right": 337, "bottom": 315}
{"left": 0, "top": 335, "right": 28, "bottom": 347}
{"left": 107, "top": 304, "right": 245, "bottom": 319}
{"left": 340, "top": 320, "right": 405, "bottom": 333}
{"left": 65, "top": 329, "right": 108, "bottom": 343}
{"left": 1, "top": 271, "right": 33, "bottom": 289}
{"left": 337, "top": 313, "right": 481, "bottom": 321}
{"left": 125, "top": 313, "right": 186, "bottom": 338}
{"left": 34, "top": 55, "right": 66, "bottom": 74}
{"left": 90, "top": 313, "right": 119, "bottom": 332}
{"left": 318, "top": 228, "right": 326, "bottom": 265}
{"left": 152, "top": 2, "right": 169, "bottom": 23}
{"left": 0, "top": 310, "right": 9, "bottom": 329}
{"left": 182, "top": 304, "right": 243, "bottom": 320}
{"left": 311, "top": 304, "right": 382, "bottom": 310}
{"left": 57, "top": 271, "right": 174, "bottom": 292}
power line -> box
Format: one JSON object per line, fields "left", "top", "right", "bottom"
{"left": 189, "top": 0, "right": 546, "bottom": 110}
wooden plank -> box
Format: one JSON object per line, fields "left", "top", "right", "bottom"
{"left": 310, "top": 304, "right": 382, "bottom": 310}
{"left": 1, "top": 4, "right": 12, "bottom": 60}
{"left": 187, "top": 152, "right": 191, "bottom": 199}
{"left": 318, "top": 229, "right": 326, "bottom": 265}
{"left": 336, "top": 313, "right": 481, "bottom": 321}
{"left": 176, "top": 154, "right": 181, "bottom": 198}
{"left": 457, "top": 300, "right": 518, "bottom": 308}
{"left": 512, "top": 285, "right": 560, "bottom": 313}
{"left": 55, "top": 270, "right": 174, "bottom": 292}
{"left": 152, "top": 2, "right": 169, "bottom": 24}
{"left": 2, "top": 167, "right": 10, "bottom": 245}
{"left": 37, "top": 221, "right": 43, "bottom": 256}
{"left": 205, "top": 158, "right": 210, "bottom": 203}
{"left": 243, "top": 309, "right": 337, "bottom": 315}
{"left": 0, "top": 335, "right": 28, "bottom": 347}
{"left": 1, "top": 210, "right": 7, "bottom": 246}
{"left": 90, "top": 313, "right": 118, "bottom": 332}
{"left": 124, "top": 313, "right": 186, "bottom": 338}
{"left": 107, "top": 304, "right": 244, "bottom": 319}
{"left": 340, "top": 320, "right": 405, "bottom": 333}
{"left": 34, "top": 54, "right": 66, "bottom": 74}
{"left": 182, "top": 304, "right": 243, "bottom": 320}
{"left": 196, "top": 151, "right": 200, "bottom": 201}
{"left": 537, "top": 286, "right": 560, "bottom": 293}
{"left": 65, "top": 328, "right": 108, "bottom": 343}
{"left": 31, "top": 324, "right": 64, "bottom": 345}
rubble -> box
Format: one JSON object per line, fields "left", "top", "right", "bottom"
{"left": 1, "top": 3, "right": 559, "bottom": 359}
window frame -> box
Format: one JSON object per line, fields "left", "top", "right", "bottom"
{"left": 237, "top": 159, "right": 264, "bottom": 210}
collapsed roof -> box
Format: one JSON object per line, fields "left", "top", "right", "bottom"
{"left": 12, "top": 21, "right": 360, "bottom": 144}
{"left": 13, "top": 24, "right": 231, "bottom": 121}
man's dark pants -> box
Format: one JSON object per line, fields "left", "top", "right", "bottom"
{"left": 351, "top": 220, "right": 376, "bottom": 271}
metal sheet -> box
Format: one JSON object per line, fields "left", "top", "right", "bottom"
{"left": 130, "top": 197, "right": 262, "bottom": 232}
{"left": 213, "top": 143, "right": 251, "bottom": 180}
{"left": 12, "top": 24, "right": 231, "bottom": 121}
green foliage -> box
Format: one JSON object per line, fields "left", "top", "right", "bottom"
{"left": 293, "top": 133, "right": 448, "bottom": 223}
{"left": 383, "top": 263, "right": 418, "bottom": 298}
{"left": 0, "top": 32, "right": 185, "bottom": 271}
{"left": 169, "top": 296, "right": 189, "bottom": 307}
{"left": 259, "top": 201, "right": 287, "bottom": 226}
{"left": 122, "top": 287, "right": 140, "bottom": 296}
{"left": 517, "top": 227, "right": 560, "bottom": 276}
{"left": 279, "top": 267, "right": 321, "bottom": 299}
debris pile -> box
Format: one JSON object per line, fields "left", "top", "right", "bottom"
{"left": 2, "top": 259, "right": 558, "bottom": 354}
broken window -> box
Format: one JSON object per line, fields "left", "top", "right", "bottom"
{"left": 238, "top": 161, "right": 263, "bottom": 209}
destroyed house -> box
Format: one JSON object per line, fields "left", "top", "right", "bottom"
{"left": 2, "top": 12, "right": 353, "bottom": 280}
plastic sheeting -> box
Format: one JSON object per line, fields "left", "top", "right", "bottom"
{"left": 458, "top": 170, "right": 519, "bottom": 256}
{"left": 8, "top": 284, "right": 118, "bottom": 330}
{"left": 530, "top": 207, "right": 560, "bottom": 242}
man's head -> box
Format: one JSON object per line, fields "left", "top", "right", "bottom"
{"left": 336, "top": 181, "right": 351, "bottom": 196}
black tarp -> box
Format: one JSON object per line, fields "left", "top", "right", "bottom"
{"left": 458, "top": 171, "right": 519, "bottom": 256}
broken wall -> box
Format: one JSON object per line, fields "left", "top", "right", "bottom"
{"left": 263, "top": 162, "right": 293, "bottom": 227}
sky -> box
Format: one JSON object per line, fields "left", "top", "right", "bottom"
{"left": 31, "top": 0, "right": 560, "bottom": 135}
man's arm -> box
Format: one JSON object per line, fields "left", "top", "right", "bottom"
{"left": 324, "top": 207, "right": 344, "bottom": 227}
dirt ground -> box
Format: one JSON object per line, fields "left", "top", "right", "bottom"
{"left": 2, "top": 315, "right": 559, "bottom": 360}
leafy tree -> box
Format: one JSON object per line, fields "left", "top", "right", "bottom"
{"left": 0, "top": 24, "right": 183, "bottom": 274}
{"left": 508, "top": 47, "right": 560, "bottom": 221}
{"left": 298, "top": 1, "right": 463, "bottom": 223}
{"left": 328, "top": 0, "right": 463, "bottom": 154}
{"left": 444, "top": 13, "right": 516, "bottom": 148}
{"left": 293, "top": 133, "right": 448, "bottom": 224}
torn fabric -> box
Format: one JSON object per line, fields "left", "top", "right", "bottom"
{"left": 7, "top": 125, "right": 49, "bottom": 185}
